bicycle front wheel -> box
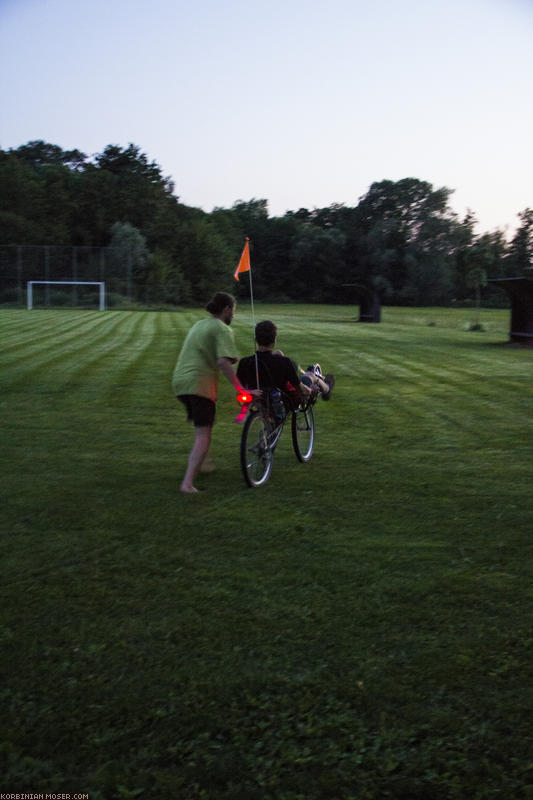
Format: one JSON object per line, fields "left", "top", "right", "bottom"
{"left": 292, "top": 405, "right": 315, "bottom": 462}
{"left": 241, "top": 410, "right": 274, "bottom": 487}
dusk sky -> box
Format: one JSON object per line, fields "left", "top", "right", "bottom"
{"left": 1, "top": 0, "right": 532, "bottom": 236}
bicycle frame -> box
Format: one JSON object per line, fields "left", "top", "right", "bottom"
{"left": 236, "top": 394, "right": 286, "bottom": 448}
{"left": 236, "top": 388, "right": 317, "bottom": 487}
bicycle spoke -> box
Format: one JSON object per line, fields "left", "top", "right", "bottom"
{"left": 241, "top": 410, "right": 274, "bottom": 487}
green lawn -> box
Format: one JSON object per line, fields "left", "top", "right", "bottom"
{"left": 0, "top": 305, "right": 531, "bottom": 800}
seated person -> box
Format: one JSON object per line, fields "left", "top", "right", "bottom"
{"left": 278, "top": 352, "right": 334, "bottom": 400}
{"left": 237, "top": 320, "right": 334, "bottom": 411}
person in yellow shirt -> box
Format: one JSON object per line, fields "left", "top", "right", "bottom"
{"left": 172, "top": 291, "right": 253, "bottom": 494}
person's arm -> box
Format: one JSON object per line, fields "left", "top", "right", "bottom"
{"left": 217, "top": 356, "right": 243, "bottom": 391}
{"left": 218, "top": 357, "right": 261, "bottom": 396}
{"left": 286, "top": 359, "right": 306, "bottom": 401}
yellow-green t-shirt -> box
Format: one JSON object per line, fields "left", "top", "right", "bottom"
{"left": 172, "top": 316, "right": 238, "bottom": 402}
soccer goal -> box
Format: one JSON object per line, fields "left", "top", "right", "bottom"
{"left": 27, "top": 281, "right": 106, "bottom": 311}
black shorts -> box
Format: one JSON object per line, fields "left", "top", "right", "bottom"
{"left": 178, "top": 395, "right": 216, "bottom": 428}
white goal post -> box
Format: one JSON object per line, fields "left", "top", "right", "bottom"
{"left": 27, "top": 281, "right": 106, "bottom": 311}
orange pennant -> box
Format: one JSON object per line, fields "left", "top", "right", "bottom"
{"left": 234, "top": 238, "right": 251, "bottom": 281}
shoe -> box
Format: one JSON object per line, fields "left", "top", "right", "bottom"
{"left": 322, "top": 373, "right": 335, "bottom": 400}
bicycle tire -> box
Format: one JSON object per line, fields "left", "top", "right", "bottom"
{"left": 292, "top": 404, "right": 315, "bottom": 462}
{"left": 241, "top": 409, "right": 274, "bottom": 487}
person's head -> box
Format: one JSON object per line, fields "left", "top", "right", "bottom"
{"left": 206, "top": 292, "right": 236, "bottom": 325}
{"left": 255, "top": 320, "right": 277, "bottom": 348}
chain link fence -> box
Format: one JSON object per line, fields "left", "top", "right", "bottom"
{"left": 0, "top": 245, "right": 184, "bottom": 308}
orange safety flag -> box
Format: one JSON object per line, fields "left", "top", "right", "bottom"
{"left": 234, "top": 238, "right": 251, "bottom": 281}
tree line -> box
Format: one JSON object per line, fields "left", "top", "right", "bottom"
{"left": 1, "top": 140, "right": 532, "bottom": 307}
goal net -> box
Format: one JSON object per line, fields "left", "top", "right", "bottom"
{"left": 27, "top": 281, "right": 106, "bottom": 311}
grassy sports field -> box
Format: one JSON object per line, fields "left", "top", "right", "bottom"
{"left": 1, "top": 304, "right": 531, "bottom": 799}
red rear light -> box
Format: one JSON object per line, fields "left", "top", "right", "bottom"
{"left": 237, "top": 391, "right": 253, "bottom": 404}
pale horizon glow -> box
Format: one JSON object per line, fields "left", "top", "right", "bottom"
{"left": 1, "top": 0, "right": 532, "bottom": 237}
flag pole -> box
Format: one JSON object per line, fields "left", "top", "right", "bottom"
{"left": 247, "top": 262, "right": 261, "bottom": 391}
{"left": 234, "top": 236, "right": 260, "bottom": 390}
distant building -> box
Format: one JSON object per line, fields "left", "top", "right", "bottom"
{"left": 488, "top": 277, "right": 533, "bottom": 345}
{"left": 342, "top": 284, "right": 381, "bottom": 322}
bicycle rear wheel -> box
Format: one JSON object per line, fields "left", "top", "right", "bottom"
{"left": 292, "top": 405, "right": 315, "bottom": 462}
{"left": 241, "top": 410, "right": 274, "bottom": 487}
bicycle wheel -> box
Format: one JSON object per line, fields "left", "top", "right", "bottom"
{"left": 292, "top": 404, "right": 315, "bottom": 462}
{"left": 241, "top": 409, "right": 274, "bottom": 487}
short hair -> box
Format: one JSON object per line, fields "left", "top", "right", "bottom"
{"left": 255, "top": 320, "right": 277, "bottom": 347}
{"left": 205, "top": 292, "right": 236, "bottom": 315}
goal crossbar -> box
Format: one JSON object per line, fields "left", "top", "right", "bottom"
{"left": 27, "top": 281, "right": 106, "bottom": 311}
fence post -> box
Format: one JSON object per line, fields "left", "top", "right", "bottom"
{"left": 72, "top": 247, "right": 78, "bottom": 306}
{"left": 100, "top": 248, "right": 106, "bottom": 283}
{"left": 127, "top": 251, "right": 132, "bottom": 299}
{"left": 44, "top": 247, "right": 50, "bottom": 305}
{"left": 17, "top": 246, "right": 23, "bottom": 305}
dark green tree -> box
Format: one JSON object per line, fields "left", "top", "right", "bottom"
{"left": 289, "top": 225, "right": 347, "bottom": 302}
{"left": 465, "top": 231, "right": 509, "bottom": 310}
{"left": 10, "top": 140, "right": 87, "bottom": 171}
{"left": 0, "top": 151, "right": 45, "bottom": 243}
{"left": 108, "top": 222, "right": 149, "bottom": 297}
{"left": 507, "top": 208, "right": 533, "bottom": 275}
{"left": 451, "top": 211, "right": 477, "bottom": 300}
{"left": 0, "top": 139, "right": 519, "bottom": 307}
{"left": 465, "top": 264, "right": 487, "bottom": 326}
{"left": 175, "top": 217, "right": 234, "bottom": 302}
{"left": 1, "top": 144, "right": 86, "bottom": 244}
{"left": 75, "top": 143, "right": 177, "bottom": 246}
{"left": 144, "top": 249, "right": 191, "bottom": 305}
{"left": 352, "top": 178, "right": 456, "bottom": 304}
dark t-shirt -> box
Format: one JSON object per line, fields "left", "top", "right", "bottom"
{"left": 237, "top": 351, "right": 302, "bottom": 408}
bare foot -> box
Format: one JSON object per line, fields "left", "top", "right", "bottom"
{"left": 180, "top": 485, "right": 200, "bottom": 494}
{"left": 199, "top": 458, "right": 216, "bottom": 473}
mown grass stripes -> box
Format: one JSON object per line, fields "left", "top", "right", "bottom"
{"left": 0, "top": 305, "right": 531, "bottom": 799}
{"left": 1, "top": 311, "right": 132, "bottom": 388}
